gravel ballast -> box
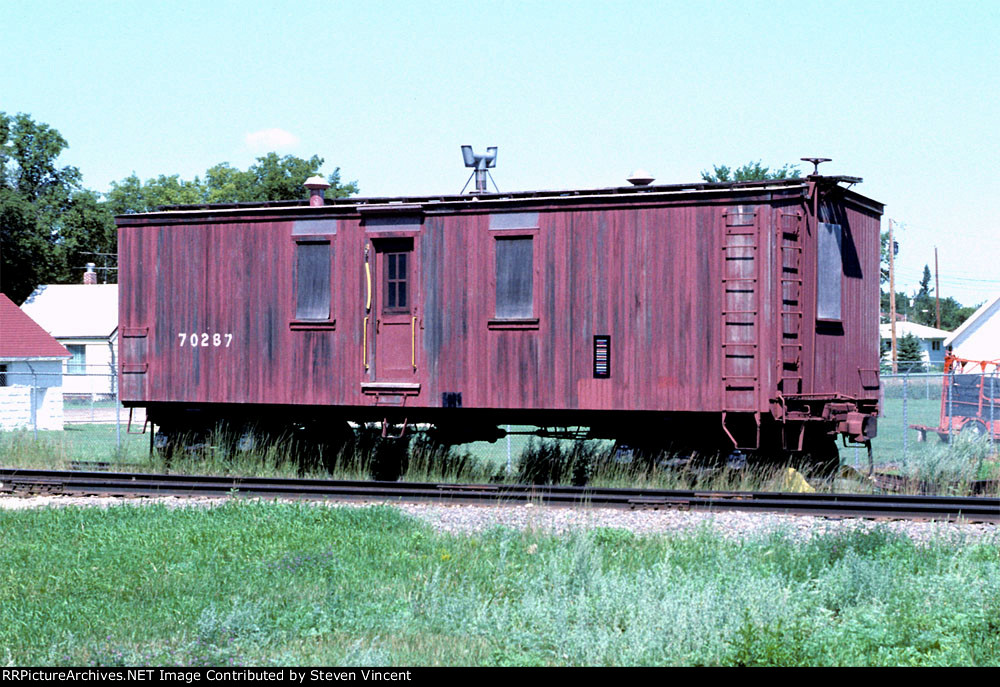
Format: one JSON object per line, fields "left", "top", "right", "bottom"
{"left": 2, "top": 493, "right": 996, "bottom": 544}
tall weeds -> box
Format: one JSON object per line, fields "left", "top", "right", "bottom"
{"left": 2, "top": 425, "right": 995, "bottom": 496}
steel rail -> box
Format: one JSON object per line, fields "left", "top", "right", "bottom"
{"left": 1, "top": 468, "right": 997, "bottom": 523}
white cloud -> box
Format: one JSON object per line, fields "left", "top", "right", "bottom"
{"left": 244, "top": 128, "right": 300, "bottom": 151}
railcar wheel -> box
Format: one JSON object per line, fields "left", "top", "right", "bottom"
{"left": 299, "top": 421, "right": 355, "bottom": 473}
{"left": 152, "top": 427, "right": 177, "bottom": 468}
{"left": 800, "top": 434, "right": 841, "bottom": 476}
{"left": 610, "top": 441, "right": 672, "bottom": 469}
{"left": 235, "top": 426, "right": 273, "bottom": 454}
{"left": 369, "top": 436, "right": 411, "bottom": 482}
{"left": 725, "top": 450, "right": 747, "bottom": 470}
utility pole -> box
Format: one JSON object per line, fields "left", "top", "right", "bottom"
{"left": 889, "top": 218, "right": 898, "bottom": 373}
{"left": 934, "top": 246, "right": 941, "bottom": 329}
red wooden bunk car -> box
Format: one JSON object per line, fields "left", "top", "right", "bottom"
{"left": 117, "top": 170, "right": 882, "bottom": 463}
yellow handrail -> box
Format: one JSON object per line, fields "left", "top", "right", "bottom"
{"left": 364, "top": 260, "right": 372, "bottom": 312}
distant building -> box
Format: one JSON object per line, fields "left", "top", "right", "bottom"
{"left": 944, "top": 294, "right": 1000, "bottom": 362}
{"left": 0, "top": 294, "right": 71, "bottom": 430}
{"left": 879, "top": 321, "right": 951, "bottom": 370}
{"left": 20, "top": 282, "right": 118, "bottom": 398}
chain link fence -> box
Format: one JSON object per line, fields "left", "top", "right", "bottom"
{"left": 851, "top": 368, "right": 999, "bottom": 481}
{"left": 0, "top": 370, "right": 149, "bottom": 464}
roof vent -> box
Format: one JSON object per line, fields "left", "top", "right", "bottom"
{"left": 303, "top": 176, "right": 330, "bottom": 207}
{"left": 460, "top": 145, "right": 498, "bottom": 193}
{"left": 627, "top": 169, "right": 655, "bottom": 186}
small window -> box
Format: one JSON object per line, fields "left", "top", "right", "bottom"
{"left": 495, "top": 237, "right": 533, "bottom": 319}
{"left": 0, "top": 364, "right": 7, "bottom": 386}
{"left": 66, "top": 345, "right": 86, "bottom": 375}
{"left": 383, "top": 251, "right": 410, "bottom": 314}
{"left": 932, "top": 341, "right": 941, "bottom": 351}
{"left": 295, "top": 241, "right": 331, "bottom": 320}
{"left": 817, "top": 222, "right": 842, "bottom": 320}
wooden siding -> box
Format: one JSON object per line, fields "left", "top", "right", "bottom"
{"left": 118, "top": 183, "right": 882, "bottom": 419}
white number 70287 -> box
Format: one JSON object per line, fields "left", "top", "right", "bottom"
{"left": 177, "top": 332, "right": 233, "bottom": 348}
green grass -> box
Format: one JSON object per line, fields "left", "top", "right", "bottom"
{"left": 845, "top": 396, "right": 1000, "bottom": 486}
{"left": 1, "top": 503, "right": 997, "bottom": 666}
{"left": 841, "top": 397, "right": 946, "bottom": 466}
{"left": 2, "top": 395, "right": 996, "bottom": 496}
{"left": 0, "top": 425, "right": 150, "bottom": 467}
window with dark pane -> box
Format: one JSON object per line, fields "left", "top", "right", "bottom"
{"left": 384, "top": 251, "right": 409, "bottom": 313}
{"left": 495, "top": 237, "right": 533, "bottom": 319}
{"left": 817, "top": 222, "right": 842, "bottom": 320}
{"left": 295, "top": 241, "right": 331, "bottom": 320}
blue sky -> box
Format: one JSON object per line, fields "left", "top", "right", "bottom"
{"left": 3, "top": 1, "right": 998, "bottom": 307}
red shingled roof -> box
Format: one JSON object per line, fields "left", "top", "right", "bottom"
{"left": 0, "top": 293, "right": 70, "bottom": 359}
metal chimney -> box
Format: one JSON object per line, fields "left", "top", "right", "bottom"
{"left": 303, "top": 176, "right": 330, "bottom": 207}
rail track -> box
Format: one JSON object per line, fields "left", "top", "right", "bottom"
{"left": 1, "top": 468, "right": 997, "bottom": 523}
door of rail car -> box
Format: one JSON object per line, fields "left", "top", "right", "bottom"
{"left": 371, "top": 237, "right": 421, "bottom": 383}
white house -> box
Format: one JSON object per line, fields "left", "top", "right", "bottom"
{"left": 0, "top": 294, "right": 71, "bottom": 431}
{"left": 944, "top": 294, "right": 1000, "bottom": 362}
{"left": 879, "top": 321, "right": 951, "bottom": 370}
{"left": 20, "top": 283, "right": 118, "bottom": 398}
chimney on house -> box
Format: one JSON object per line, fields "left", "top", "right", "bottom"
{"left": 303, "top": 176, "right": 330, "bottom": 207}
{"left": 83, "top": 263, "right": 97, "bottom": 285}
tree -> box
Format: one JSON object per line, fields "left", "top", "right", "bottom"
{"left": 888, "top": 263, "right": 981, "bottom": 331}
{"left": 896, "top": 333, "right": 925, "bottom": 372}
{"left": 50, "top": 189, "right": 116, "bottom": 283}
{"left": 107, "top": 154, "right": 359, "bottom": 214}
{"left": 0, "top": 187, "right": 53, "bottom": 303}
{"left": 2, "top": 111, "right": 361, "bottom": 302}
{"left": 880, "top": 230, "right": 891, "bottom": 285}
{"left": 931, "top": 297, "right": 977, "bottom": 331}
{"left": 700, "top": 160, "right": 801, "bottom": 183}
{"left": 0, "top": 112, "right": 87, "bottom": 303}
{"left": 918, "top": 264, "right": 932, "bottom": 298}
{"left": 0, "top": 112, "right": 82, "bottom": 201}
{"left": 105, "top": 173, "right": 205, "bottom": 215}
{"left": 244, "top": 153, "right": 357, "bottom": 203}
{"left": 907, "top": 263, "right": 936, "bottom": 327}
